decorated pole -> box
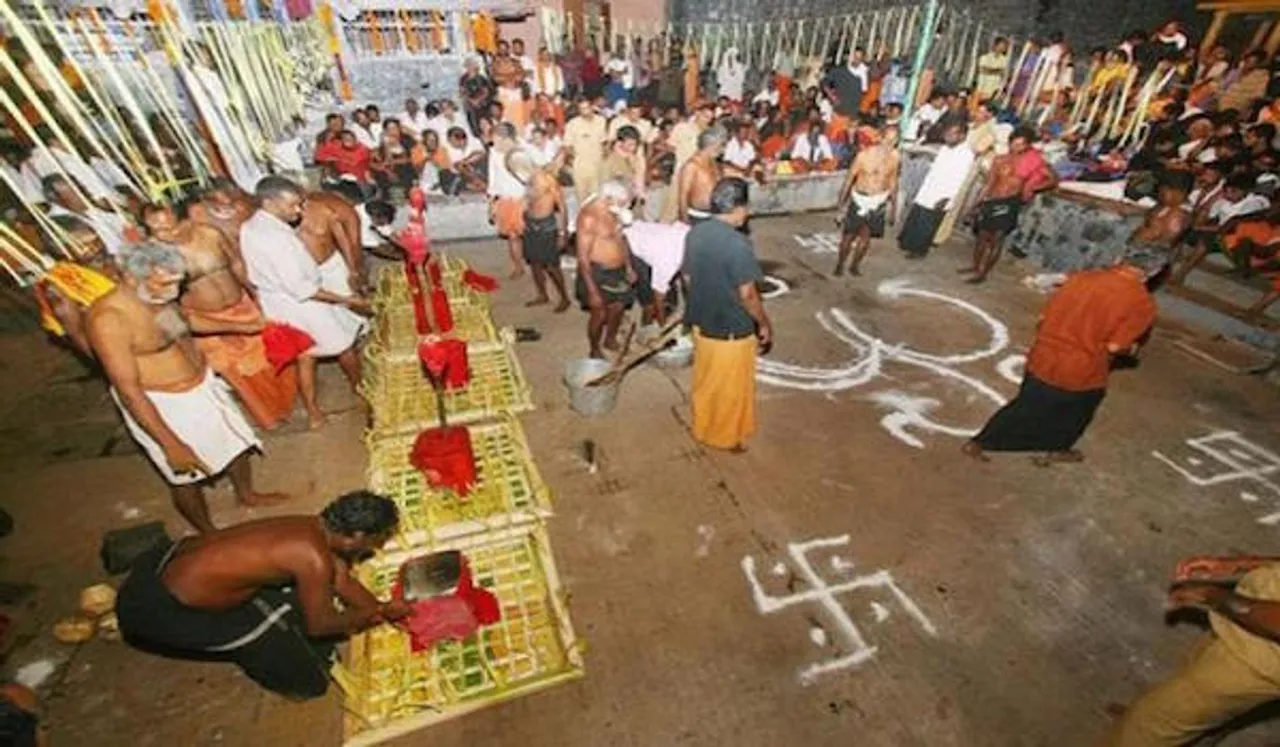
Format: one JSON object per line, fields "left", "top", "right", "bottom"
{"left": 902, "top": 0, "right": 939, "bottom": 125}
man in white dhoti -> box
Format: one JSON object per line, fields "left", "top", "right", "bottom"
{"left": 241, "top": 177, "right": 368, "bottom": 430}
{"left": 86, "top": 241, "right": 289, "bottom": 533}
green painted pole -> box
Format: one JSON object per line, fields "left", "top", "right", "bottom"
{"left": 902, "top": 0, "right": 940, "bottom": 125}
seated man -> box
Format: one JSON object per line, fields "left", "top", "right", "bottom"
{"left": 443, "top": 127, "right": 487, "bottom": 193}
{"left": 1173, "top": 174, "right": 1271, "bottom": 284}
{"left": 786, "top": 111, "right": 839, "bottom": 173}
{"left": 315, "top": 130, "right": 374, "bottom": 203}
{"left": 116, "top": 491, "right": 408, "bottom": 700}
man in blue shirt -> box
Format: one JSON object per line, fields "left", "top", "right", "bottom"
{"left": 682, "top": 177, "right": 772, "bottom": 451}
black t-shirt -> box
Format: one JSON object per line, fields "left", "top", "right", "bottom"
{"left": 682, "top": 219, "right": 763, "bottom": 337}
{"left": 824, "top": 66, "right": 865, "bottom": 117}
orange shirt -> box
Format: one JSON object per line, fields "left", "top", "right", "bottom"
{"left": 760, "top": 134, "right": 788, "bottom": 160}
{"left": 1026, "top": 267, "right": 1157, "bottom": 392}
{"left": 1224, "top": 218, "right": 1279, "bottom": 254}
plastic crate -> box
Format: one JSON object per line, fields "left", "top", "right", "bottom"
{"left": 361, "top": 342, "right": 534, "bottom": 432}
{"left": 336, "top": 526, "right": 584, "bottom": 746}
{"left": 367, "top": 416, "right": 552, "bottom": 547}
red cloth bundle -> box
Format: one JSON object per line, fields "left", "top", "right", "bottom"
{"left": 261, "top": 322, "right": 315, "bottom": 372}
{"left": 393, "top": 554, "right": 500, "bottom": 653}
{"left": 409, "top": 424, "right": 476, "bottom": 496}
{"left": 462, "top": 269, "right": 499, "bottom": 293}
{"left": 417, "top": 338, "right": 469, "bottom": 389}
{"left": 430, "top": 289, "right": 454, "bottom": 333}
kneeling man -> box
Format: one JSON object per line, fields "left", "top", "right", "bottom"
{"left": 116, "top": 491, "right": 407, "bottom": 699}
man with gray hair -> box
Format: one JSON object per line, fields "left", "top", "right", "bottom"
{"left": 576, "top": 179, "right": 640, "bottom": 357}
{"left": 241, "top": 176, "right": 368, "bottom": 430}
{"left": 963, "top": 250, "right": 1164, "bottom": 465}
{"left": 674, "top": 125, "right": 727, "bottom": 224}
{"left": 86, "top": 240, "right": 288, "bottom": 534}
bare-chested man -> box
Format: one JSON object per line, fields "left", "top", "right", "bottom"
{"left": 142, "top": 204, "right": 299, "bottom": 430}
{"left": 576, "top": 180, "right": 638, "bottom": 358}
{"left": 675, "top": 125, "right": 728, "bottom": 224}
{"left": 86, "top": 241, "right": 288, "bottom": 533}
{"left": 35, "top": 216, "right": 120, "bottom": 358}
{"left": 115, "top": 491, "right": 409, "bottom": 699}
{"left": 510, "top": 149, "right": 570, "bottom": 311}
{"left": 834, "top": 124, "right": 901, "bottom": 276}
{"left": 187, "top": 178, "right": 256, "bottom": 252}
{"left": 299, "top": 190, "right": 365, "bottom": 294}
{"left": 964, "top": 127, "right": 1048, "bottom": 284}
{"left": 1129, "top": 173, "right": 1193, "bottom": 255}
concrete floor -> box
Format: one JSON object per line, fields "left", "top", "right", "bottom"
{"left": 4, "top": 211, "right": 1280, "bottom": 746}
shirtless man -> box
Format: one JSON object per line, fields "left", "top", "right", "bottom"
{"left": 675, "top": 125, "right": 727, "bottom": 223}
{"left": 1129, "top": 173, "right": 1193, "bottom": 255}
{"left": 116, "top": 491, "right": 409, "bottom": 699}
{"left": 142, "top": 204, "right": 299, "bottom": 430}
{"left": 963, "top": 134, "right": 1028, "bottom": 284}
{"left": 299, "top": 190, "right": 365, "bottom": 294}
{"left": 86, "top": 241, "right": 287, "bottom": 533}
{"left": 511, "top": 150, "right": 570, "bottom": 311}
{"left": 834, "top": 124, "right": 900, "bottom": 276}
{"left": 576, "top": 180, "right": 637, "bottom": 358}
{"left": 35, "top": 217, "right": 119, "bottom": 359}
{"left": 186, "top": 178, "right": 257, "bottom": 253}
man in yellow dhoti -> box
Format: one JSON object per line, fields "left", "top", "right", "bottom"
{"left": 682, "top": 177, "right": 772, "bottom": 452}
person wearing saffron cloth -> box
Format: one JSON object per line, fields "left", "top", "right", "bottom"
{"left": 241, "top": 177, "right": 368, "bottom": 430}
{"left": 1104, "top": 554, "right": 1280, "bottom": 746}
{"left": 141, "top": 204, "right": 298, "bottom": 430}
{"left": 682, "top": 177, "right": 772, "bottom": 453}
{"left": 86, "top": 241, "right": 289, "bottom": 533}
{"left": 116, "top": 491, "right": 408, "bottom": 700}
{"left": 962, "top": 250, "right": 1165, "bottom": 465}
{"left": 488, "top": 122, "right": 529, "bottom": 278}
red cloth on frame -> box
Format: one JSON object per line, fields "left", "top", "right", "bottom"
{"left": 393, "top": 555, "right": 501, "bottom": 652}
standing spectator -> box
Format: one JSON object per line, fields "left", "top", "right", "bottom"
{"left": 582, "top": 43, "right": 604, "bottom": 99}
{"left": 460, "top": 57, "right": 496, "bottom": 135}
{"left": 682, "top": 177, "right": 771, "bottom": 452}
{"left": 532, "top": 47, "right": 565, "bottom": 99}
{"left": 488, "top": 122, "right": 528, "bottom": 278}
{"left": 561, "top": 44, "right": 584, "bottom": 99}
{"left": 824, "top": 47, "right": 867, "bottom": 118}
{"left": 975, "top": 37, "right": 1011, "bottom": 102}
{"left": 526, "top": 124, "right": 563, "bottom": 169}
{"left": 563, "top": 98, "right": 608, "bottom": 202}
{"left": 604, "top": 49, "right": 632, "bottom": 111}
{"left": 601, "top": 125, "right": 646, "bottom": 201}
{"left": 898, "top": 122, "right": 974, "bottom": 258}
{"left": 512, "top": 38, "right": 535, "bottom": 77}
{"left": 718, "top": 47, "right": 747, "bottom": 104}
{"left": 1221, "top": 51, "right": 1270, "bottom": 114}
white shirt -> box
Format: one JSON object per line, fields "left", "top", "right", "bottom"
{"left": 444, "top": 138, "right": 484, "bottom": 167}
{"left": 487, "top": 148, "right": 526, "bottom": 199}
{"left": 605, "top": 57, "right": 634, "bottom": 89}
{"left": 907, "top": 103, "right": 944, "bottom": 141}
{"left": 48, "top": 203, "right": 130, "bottom": 256}
{"left": 531, "top": 63, "right": 565, "bottom": 97}
{"left": 526, "top": 137, "right": 562, "bottom": 168}
{"left": 352, "top": 124, "right": 380, "bottom": 150}
{"left": 789, "top": 133, "right": 834, "bottom": 164}
{"left": 1210, "top": 193, "right": 1270, "bottom": 223}
{"left": 752, "top": 89, "right": 780, "bottom": 107}
{"left": 724, "top": 138, "right": 758, "bottom": 169}
{"left": 848, "top": 62, "right": 870, "bottom": 90}
{"left": 518, "top": 54, "right": 536, "bottom": 75}
{"left": 401, "top": 110, "right": 430, "bottom": 138}
{"left": 914, "top": 143, "right": 976, "bottom": 208}
{"left": 269, "top": 138, "right": 305, "bottom": 174}
{"left": 1, "top": 161, "right": 42, "bottom": 203}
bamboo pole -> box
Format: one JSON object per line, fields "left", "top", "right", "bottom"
{"left": 902, "top": 0, "right": 940, "bottom": 125}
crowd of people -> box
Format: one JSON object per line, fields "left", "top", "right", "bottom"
{"left": 3, "top": 14, "right": 1280, "bottom": 744}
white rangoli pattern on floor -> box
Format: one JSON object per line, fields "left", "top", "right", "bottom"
{"left": 742, "top": 535, "right": 938, "bottom": 684}
{"left": 1153, "top": 431, "right": 1280, "bottom": 525}
{"left": 759, "top": 268, "right": 1024, "bottom": 448}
